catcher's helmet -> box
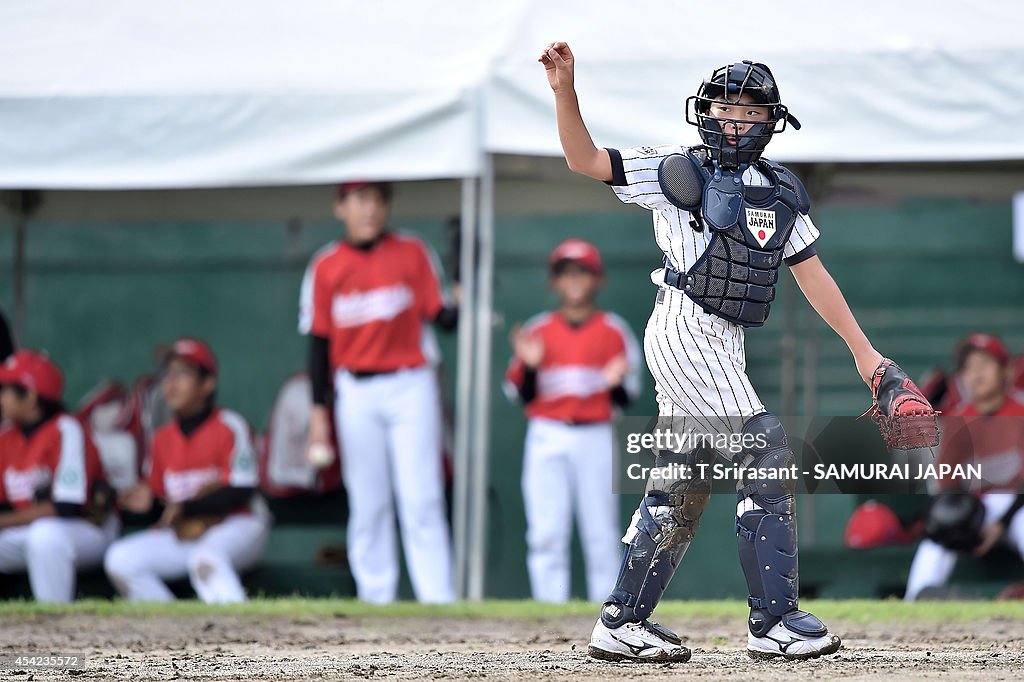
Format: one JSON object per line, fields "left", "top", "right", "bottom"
{"left": 686, "top": 61, "right": 801, "bottom": 169}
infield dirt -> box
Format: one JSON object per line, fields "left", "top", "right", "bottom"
{"left": 1, "top": 611, "right": 1022, "bottom": 680}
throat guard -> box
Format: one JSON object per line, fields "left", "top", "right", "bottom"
{"left": 659, "top": 148, "right": 810, "bottom": 327}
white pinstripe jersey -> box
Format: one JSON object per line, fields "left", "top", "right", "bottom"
{"left": 606, "top": 145, "right": 820, "bottom": 290}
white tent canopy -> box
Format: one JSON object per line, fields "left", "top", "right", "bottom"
{"left": 0, "top": 0, "right": 1021, "bottom": 189}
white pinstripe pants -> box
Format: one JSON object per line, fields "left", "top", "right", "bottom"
{"left": 644, "top": 285, "right": 766, "bottom": 439}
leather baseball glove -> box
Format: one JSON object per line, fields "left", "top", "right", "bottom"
{"left": 863, "top": 358, "right": 940, "bottom": 449}
{"left": 172, "top": 481, "right": 226, "bottom": 541}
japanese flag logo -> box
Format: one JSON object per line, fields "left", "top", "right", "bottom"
{"left": 745, "top": 208, "right": 776, "bottom": 247}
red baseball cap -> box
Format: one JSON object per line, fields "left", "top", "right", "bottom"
{"left": 0, "top": 350, "right": 64, "bottom": 401}
{"left": 956, "top": 332, "right": 1010, "bottom": 368}
{"left": 336, "top": 181, "right": 393, "bottom": 202}
{"left": 548, "top": 238, "right": 604, "bottom": 274}
{"left": 166, "top": 337, "right": 218, "bottom": 376}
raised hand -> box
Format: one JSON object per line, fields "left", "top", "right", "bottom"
{"left": 538, "top": 41, "right": 575, "bottom": 94}
{"left": 602, "top": 354, "right": 629, "bottom": 388}
{"left": 512, "top": 326, "right": 545, "bottom": 368}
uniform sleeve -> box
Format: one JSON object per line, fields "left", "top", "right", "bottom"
{"left": 219, "top": 411, "right": 259, "bottom": 488}
{"left": 298, "top": 250, "right": 333, "bottom": 336}
{"left": 146, "top": 434, "right": 166, "bottom": 499}
{"left": 414, "top": 239, "right": 446, "bottom": 321}
{"left": 606, "top": 313, "right": 644, "bottom": 402}
{"left": 782, "top": 213, "right": 820, "bottom": 264}
{"left": 605, "top": 145, "right": 679, "bottom": 210}
{"left": 51, "top": 417, "right": 89, "bottom": 505}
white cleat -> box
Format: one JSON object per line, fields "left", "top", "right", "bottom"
{"left": 588, "top": 618, "right": 692, "bottom": 663}
{"left": 746, "top": 618, "right": 842, "bottom": 661}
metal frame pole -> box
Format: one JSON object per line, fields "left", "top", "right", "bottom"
{"left": 452, "top": 176, "right": 478, "bottom": 599}
{"left": 467, "top": 154, "right": 495, "bottom": 601}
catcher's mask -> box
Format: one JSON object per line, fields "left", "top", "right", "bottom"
{"left": 685, "top": 60, "right": 801, "bottom": 169}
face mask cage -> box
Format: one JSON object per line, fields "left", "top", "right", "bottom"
{"left": 684, "top": 61, "right": 800, "bottom": 169}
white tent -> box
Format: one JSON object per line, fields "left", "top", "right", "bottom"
{"left": 1, "top": 0, "right": 1021, "bottom": 600}
{"left": 1, "top": 0, "right": 1022, "bottom": 189}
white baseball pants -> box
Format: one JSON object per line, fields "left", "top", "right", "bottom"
{"left": 0, "top": 515, "right": 120, "bottom": 603}
{"left": 522, "top": 417, "right": 621, "bottom": 602}
{"left": 104, "top": 512, "right": 269, "bottom": 603}
{"left": 334, "top": 365, "right": 454, "bottom": 604}
{"left": 905, "top": 492, "right": 1024, "bottom": 600}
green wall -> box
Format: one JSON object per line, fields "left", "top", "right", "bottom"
{"left": 2, "top": 195, "right": 1020, "bottom": 600}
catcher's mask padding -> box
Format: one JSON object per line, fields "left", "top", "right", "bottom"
{"left": 658, "top": 154, "right": 705, "bottom": 211}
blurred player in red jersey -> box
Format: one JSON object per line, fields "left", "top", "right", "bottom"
{"left": 299, "top": 182, "right": 457, "bottom": 604}
{"left": 505, "top": 239, "right": 642, "bottom": 602}
{"left": 0, "top": 350, "right": 118, "bottom": 602}
{"left": 104, "top": 338, "right": 269, "bottom": 603}
{"left": 905, "top": 333, "right": 1024, "bottom": 600}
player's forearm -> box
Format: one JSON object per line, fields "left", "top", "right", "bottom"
{"left": 0, "top": 501, "right": 55, "bottom": 529}
{"left": 790, "top": 257, "right": 880, "bottom": 362}
{"left": 553, "top": 90, "right": 612, "bottom": 181}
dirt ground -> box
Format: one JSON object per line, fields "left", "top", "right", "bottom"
{"left": 0, "top": 613, "right": 1022, "bottom": 681}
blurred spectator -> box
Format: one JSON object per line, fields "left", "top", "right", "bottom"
{"left": 905, "top": 333, "right": 1024, "bottom": 600}
{"left": 0, "top": 350, "right": 118, "bottom": 602}
{"left": 298, "top": 181, "right": 457, "bottom": 604}
{"left": 104, "top": 338, "right": 269, "bottom": 603}
{"left": 504, "top": 239, "right": 641, "bottom": 602}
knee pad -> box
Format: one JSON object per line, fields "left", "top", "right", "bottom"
{"left": 735, "top": 413, "right": 802, "bottom": 627}
{"left": 602, "top": 449, "right": 713, "bottom": 628}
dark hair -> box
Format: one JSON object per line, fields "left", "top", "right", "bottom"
{"left": 4, "top": 384, "right": 63, "bottom": 419}
{"left": 39, "top": 397, "right": 65, "bottom": 421}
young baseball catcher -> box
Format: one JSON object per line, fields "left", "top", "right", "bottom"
{"left": 0, "top": 350, "right": 118, "bottom": 602}
{"left": 104, "top": 338, "right": 269, "bottom": 603}
{"left": 540, "top": 42, "right": 939, "bottom": 661}
{"left": 504, "top": 238, "right": 642, "bottom": 603}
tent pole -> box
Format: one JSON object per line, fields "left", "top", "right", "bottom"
{"left": 467, "top": 154, "right": 495, "bottom": 601}
{"left": 453, "top": 176, "right": 478, "bottom": 600}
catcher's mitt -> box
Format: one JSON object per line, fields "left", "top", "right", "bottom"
{"left": 862, "top": 358, "right": 940, "bottom": 449}
{"left": 173, "top": 481, "right": 226, "bottom": 541}
{"left": 173, "top": 515, "right": 222, "bottom": 541}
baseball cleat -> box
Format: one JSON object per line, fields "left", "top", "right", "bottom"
{"left": 746, "top": 615, "right": 842, "bottom": 661}
{"left": 587, "top": 618, "right": 692, "bottom": 663}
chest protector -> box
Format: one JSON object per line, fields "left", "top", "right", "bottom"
{"left": 658, "top": 147, "right": 811, "bottom": 327}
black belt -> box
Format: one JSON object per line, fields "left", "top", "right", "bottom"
{"left": 349, "top": 369, "right": 400, "bottom": 379}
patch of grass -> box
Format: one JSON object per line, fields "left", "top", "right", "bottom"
{"left": 0, "top": 598, "right": 1021, "bottom": 622}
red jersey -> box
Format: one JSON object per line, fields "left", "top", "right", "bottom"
{"left": 504, "top": 310, "right": 641, "bottom": 423}
{"left": 936, "top": 394, "right": 1024, "bottom": 492}
{"left": 298, "top": 232, "right": 445, "bottom": 373}
{"left": 0, "top": 414, "right": 103, "bottom": 510}
{"left": 147, "top": 408, "right": 258, "bottom": 504}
